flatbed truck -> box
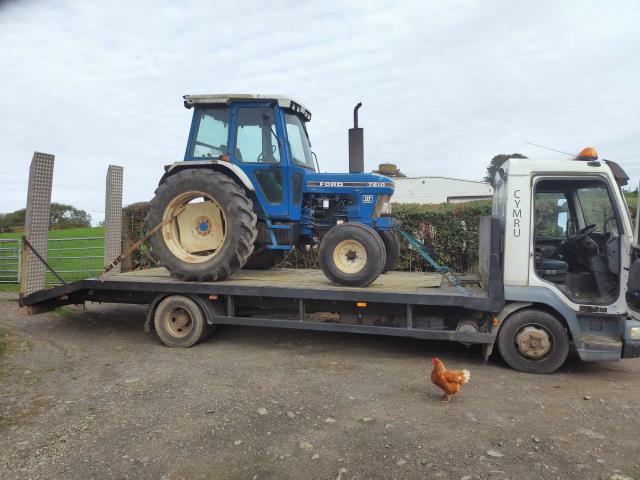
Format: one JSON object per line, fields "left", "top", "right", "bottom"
{"left": 17, "top": 151, "right": 640, "bottom": 373}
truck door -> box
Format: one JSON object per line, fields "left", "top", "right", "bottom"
{"left": 531, "top": 177, "right": 623, "bottom": 305}
{"left": 229, "top": 103, "right": 289, "bottom": 218}
{"left": 626, "top": 184, "right": 640, "bottom": 310}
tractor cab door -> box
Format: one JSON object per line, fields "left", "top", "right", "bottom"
{"left": 229, "top": 102, "right": 290, "bottom": 218}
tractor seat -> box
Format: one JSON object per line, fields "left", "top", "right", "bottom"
{"left": 538, "top": 258, "right": 569, "bottom": 282}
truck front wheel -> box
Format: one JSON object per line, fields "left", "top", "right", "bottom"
{"left": 319, "top": 223, "right": 386, "bottom": 287}
{"left": 497, "top": 309, "right": 569, "bottom": 374}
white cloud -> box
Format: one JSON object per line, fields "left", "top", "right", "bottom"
{"left": 1, "top": 0, "right": 639, "bottom": 221}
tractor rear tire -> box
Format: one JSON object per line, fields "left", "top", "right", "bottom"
{"left": 380, "top": 230, "right": 400, "bottom": 273}
{"left": 319, "top": 223, "right": 386, "bottom": 287}
{"left": 145, "top": 169, "right": 257, "bottom": 281}
{"left": 244, "top": 249, "right": 288, "bottom": 269}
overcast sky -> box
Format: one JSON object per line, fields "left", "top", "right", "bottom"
{"left": 1, "top": 0, "right": 639, "bottom": 223}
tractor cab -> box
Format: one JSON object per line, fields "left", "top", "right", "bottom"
{"left": 183, "top": 94, "right": 316, "bottom": 220}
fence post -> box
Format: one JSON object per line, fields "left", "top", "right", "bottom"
{"left": 104, "top": 165, "right": 123, "bottom": 274}
{"left": 21, "top": 152, "right": 54, "bottom": 296}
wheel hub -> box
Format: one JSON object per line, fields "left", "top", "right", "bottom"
{"left": 515, "top": 325, "right": 552, "bottom": 359}
{"left": 196, "top": 216, "right": 211, "bottom": 236}
{"left": 162, "top": 192, "right": 226, "bottom": 262}
{"left": 165, "top": 306, "right": 193, "bottom": 338}
{"left": 333, "top": 239, "right": 367, "bottom": 274}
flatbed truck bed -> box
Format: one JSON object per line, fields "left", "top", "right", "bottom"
{"left": 19, "top": 217, "right": 504, "bottom": 348}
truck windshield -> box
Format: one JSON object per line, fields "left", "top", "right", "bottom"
{"left": 284, "top": 112, "right": 315, "bottom": 170}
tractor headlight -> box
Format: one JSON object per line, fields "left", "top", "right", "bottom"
{"left": 373, "top": 195, "right": 391, "bottom": 218}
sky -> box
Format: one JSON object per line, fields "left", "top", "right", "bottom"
{"left": 1, "top": 0, "right": 639, "bottom": 223}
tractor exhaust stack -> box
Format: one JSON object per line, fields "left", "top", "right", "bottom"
{"left": 348, "top": 102, "right": 364, "bottom": 174}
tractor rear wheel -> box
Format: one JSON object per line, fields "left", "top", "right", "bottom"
{"left": 380, "top": 230, "right": 400, "bottom": 273}
{"left": 244, "top": 249, "right": 288, "bottom": 269}
{"left": 319, "top": 223, "right": 386, "bottom": 287}
{"left": 145, "top": 169, "right": 257, "bottom": 281}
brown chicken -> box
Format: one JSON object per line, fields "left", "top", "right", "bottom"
{"left": 430, "top": 357, "right": 470, "bottom": 402}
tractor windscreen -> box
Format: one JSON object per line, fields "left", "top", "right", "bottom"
{"left": 284, "top": 112, "right": 315, "bottom": 170}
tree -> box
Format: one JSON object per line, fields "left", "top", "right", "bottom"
{"left": 49, "top": 203, "right": 91, "bottom": 227}
{"left": 483, "top": 153, "right": 528, "bottom": 187}
{"left": 0, "top": 203, "right": 91, "bottom": 232}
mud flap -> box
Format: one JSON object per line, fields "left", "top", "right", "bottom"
{"left": 482, "top": 302, "right": 532, "bottom": 362}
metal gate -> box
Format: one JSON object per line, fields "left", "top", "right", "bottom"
{"left": 0, "top": 238, "right": 21, "bottom": 283}
{"left": 45, "top": 236, "right": 104, "bottom": 285}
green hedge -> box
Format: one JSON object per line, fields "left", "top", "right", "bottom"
{"left": 281, "top": 201, "right": 492, "bottom": 273}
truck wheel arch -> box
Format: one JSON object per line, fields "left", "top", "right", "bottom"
{"left": 483, "top": 301, "right": 573, "bottom": 362}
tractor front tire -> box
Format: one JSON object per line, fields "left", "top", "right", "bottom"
{"left": 380, "top": 230, "right": 400, "bottom": 273}
{"left": 319, "top": 223, "right": 386, "bottom": 287}
{"left": 145, "top": 169, "right": 257, "bottom": 281}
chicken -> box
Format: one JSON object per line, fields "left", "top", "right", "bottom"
{"left": 430, "top": 356, "right": 470, "bottom": 402}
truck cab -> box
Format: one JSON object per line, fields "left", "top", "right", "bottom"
{"left": 493, "top": 152, "right": 640, "bottom": 366}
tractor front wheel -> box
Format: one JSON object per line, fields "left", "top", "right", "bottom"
{"left": 145, "top": 169, "right": 257, "bottom": 281}
{"left": 319, "top": 223, "right": 386, "bottom": 287}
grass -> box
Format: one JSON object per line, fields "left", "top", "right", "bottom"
{"left": 0, "top": 327, "right": 9, "bottom": 358}
{"left": 0, "top": 226, "right": 105, "bottom": 285}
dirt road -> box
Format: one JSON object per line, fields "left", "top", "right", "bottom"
{"left": 0, "top": 293, "right": 638, "bottom": 479}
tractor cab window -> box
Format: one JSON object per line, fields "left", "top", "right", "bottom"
{"left": 284, "top": 112, "right": 315, "bottom": 170}
{"left": 190, "top": 108, "right": 230, "bottom": 158}
{"left": 234, "top": 107, "right": 281, "bottom": 164}
{"left": 533, "top": 178, "right": 621, "bottom": 305}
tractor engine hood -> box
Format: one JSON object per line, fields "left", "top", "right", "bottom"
{"left": 303, "top": 173, "right": 395, "bottom": 196}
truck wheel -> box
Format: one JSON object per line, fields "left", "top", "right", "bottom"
{"left": 244, "top": 249, "right": 288, "bottom": 269}
{"left": 154, "top": 295, "right": 208, "bottom": 347}
{"left": 497, "top": 309, "right": 569, "bottom": 374}
{"left": 380, "top": 230, "right": 400, "bottom": 273}
{"left": 145, "top": 169, "right": 257, "bottom": 281}
{"left": 319, "top": 223, "right": 386, "bottom": 287}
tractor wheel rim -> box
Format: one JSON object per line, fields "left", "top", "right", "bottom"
{"left": 162, "top": 191, "right": 226, "bottom": 263}
{"left": 515, "top": 324, "right": 553, "bottom": 360}
{"left": 164, "top": 306, "right": 193, "bottom": 338}
{"left": 333, "top": 239, "right": 367, "bottom": 274}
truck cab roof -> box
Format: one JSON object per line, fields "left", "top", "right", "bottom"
{"left": 503, "top": 157, "right": 629, "bottom": 186}
{"left": 183, "top": 94, "right": 312, "bottom": 121}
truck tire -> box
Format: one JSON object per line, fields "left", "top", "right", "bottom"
{"left": 145, "top": 169, "right": 257, "bottom": 281}
{"left": 154, "top": 295, "right": 208, "bottom": 347}
{"left": 497, "top": 309, "right": 569, "bottom": 374}
{"left": 319, "top": 223, "right": 386, "bottom": 287}
{"left": 244, "top": 249, "right": 288, "bottom": 269}
{"left": 380, "top": 230, "right": 400, "bottom": 273}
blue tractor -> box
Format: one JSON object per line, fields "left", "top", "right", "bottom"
{"left": 145, "top": 94, "right": 399, "bottom": 287}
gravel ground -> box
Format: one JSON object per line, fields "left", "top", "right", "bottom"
{"left": 0, "top": 292, "right": 639, "bottom": 480}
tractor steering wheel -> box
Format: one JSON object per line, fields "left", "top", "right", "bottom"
{"left": 257, "top": 144, "right": 277, "bottom": 162}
